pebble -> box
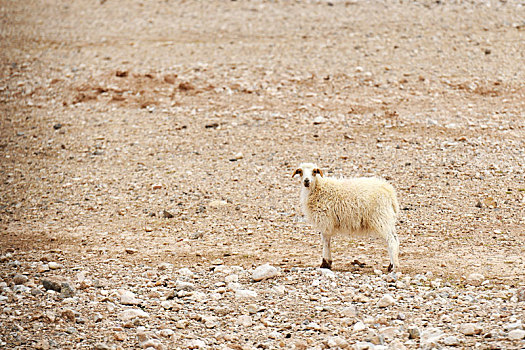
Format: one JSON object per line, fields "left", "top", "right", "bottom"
{"left": 118, "top": 309, "right": 150, "bottom": 321}
{"left": 48, "top": 262, "right": 61, "bottom": 270}
{"left": 466, "top": 273, "right": 485, "bottom": 286}
{"left": 377, "top": 294, "right": 395, "bottom": 308}
{"left": 340, "top": 305, "right": 358, "bottom": 317}
{"left": 442, "top": 335, "right": 460, "bottom": 346}
{"left": 175, "top": 280, "right": 195, "bottom": 291}
{"left": 353, "top": 321, "right": 367, "bottom": 332}
{"left": 420, "top": 328, "right": 444, "bottom": 347}
{"left": 388, "top": 339, "right": 406, "bottom": 350}
{"left": 236, "top": 315, "right": 253, "bottom": 327}
{"left": 407, "top": 326, "right": 420, "bottom": 339}
{"left": 41, "top": 279, "right": 62, "bottom": 292}
{"left": 326, "top": 336, "right": 349, "bottom": 347}
{"left": 118, "top": 289, "right": 141, "bottom": 305}
{"left": 13, "top": 274, "right": 28, "bottom": 285}
{"left": 458, "top": 323, "right": 482, "bottom": 336}
{"left": 508, "top": 329, "right": 525, "bottom": 340}
{"left": 60, "top": 282, "right": 75, "bottom": 298}
{"left": 252, "top": 264, "right": 279, "bottom": 281}
{"left": 235, "top": 289, "right": 258, "bottom": 299}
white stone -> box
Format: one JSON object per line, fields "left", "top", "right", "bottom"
{"left": 458, "top": 323, "right": 482, "bottom": 336}
{"left": 225, "top": 274, "right": 238, "bottom": 283}
{"left": 388, "top": 339, "right": 406, "bottom": 350}
{"left": 236, "top": 315, "right": 253, "bottom": 327}
{"left": 377, "top": 294, "right": 395, "bottom": 308}
{"left": 177, "top": 268, "right": 194, "bottom": 277}
{"left": 466, "top": 273, "right": 484, "bottom": 286}
{"left": 508, "top": 329, "right": 525, "bottom": 340}
{"left": 118, "top": 289, "right": 141, "bottom": 305}
{"left": 379, "top": 326, "right": 397, "bottom": 340}
{"left": 442, "top": 335, "right": 460, "bottom": 346}
{"left": 326, "top": 336, "right": 349, "bottom": 348}
{"left": 353, "top": 321, "right": 367, "bottom": 332}
{"left": 158, "top": 329, "right": 174, "bottom": 338}
{"left": 118, "top": 309, "right": 150, "bottom": 321}
{"left": 235, "top": 289, "right": 258, "bottom": 299}
{"left": 175, "top": 280, "right": 195, "bottom": 291}
{"left": 420, "top": 328, "right": 444, "bottom": 347}
{"left": 340, "top": 305, "right": 358, "bottom": 317}
{"left": 48, "top": 262, "right": 61, "bottom": 270}
{"left": 252, "top": 264, "right": 279, "bottom": 282}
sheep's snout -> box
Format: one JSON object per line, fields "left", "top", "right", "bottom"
{"left": 303, "top": 178, "right": 310, "bottom": 188}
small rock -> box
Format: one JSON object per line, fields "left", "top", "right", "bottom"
{"left": 48, "top": 262, "right": 61, "bottom": 270}
{"left": 377, "top": 294, "right": 395, "bottom": 308}
{"left": 313, "top": 116, "right": 326, "bottom": 125}
{"left": 158, "top": 329, "right": 174, "bottom": 338}
{"left": 162, "top": 209, "right": 174, "bottom": 218}
{"left": 379, "top": 326, "right": 396, "bottom": 340}
{"left": 236, "top": 315, "right": 253, "bottom": 327}
{"left": 53, "top": 123, "right": 62, "bottom": 130}
{"left": 326, "top": 336, "right": 349, "bottom": 348}
{"left": 209, "top": 200, "right": 228, "bottom": 209}
{"left": 140, "top": 339, "right": 164, "bottom": 349}
{"left": 466, "top": 273, "right": 485, "bottom": 286}
{"left": 353, "top": 321, "right": 367, "bottom": 332}
{"left": 184, "top": 339, "right": 206, "bottom": 348}
{"left": 235, "top": 289, "right": 258, "bottom": 299}
{"left": 60, "top": 282, "right": 75, "bottom": 298}
{"left": 118, "top": 309, "right": 150, "bottom": 321}
{"left": 340, "top": 305, "right": 358, "bottom": 317}
{"left": 421, "top": 328, "right": 444, "bottom": 347}
{"left": 94, "top": 343, "right": 111, "bottom": 350}
{"left": 508, "top": 329, "right": 525, "bottom": 340}
{"left": 125, "top": 248, "right": 138, "bottom": 254}
{"left": 177, "top": 268, "right": 194, "bottom": 277}
{"left": 458, "top": 323, "right": 482, "bottom": 336}
{"left": 13, "top": 274, "right": 28, "bottom": 285}
{"left": 93, "top": 313, "right": 104, "bottom": 323}
{"left": 175, "top": 280, "right": 195, "bottom": 291}
{"left": 407, "top": 326, "right": 420, "bottom": 339}
{"left": 252, "top": 264, "right": 279, "bottom": 281}
{"left": 118, "top": 289, "right": 141, "bottom": 305}
{"left": 388, "top": 339, "right": 407, "bottom": 350}
{"left": 442, "top": 335, "right": 460, "bottom": 346}
{"left": 190, "top": 231, "right": 204, "bottom": 239}
{"left": 42, "top": 279, "right": 62, "bottom": 292}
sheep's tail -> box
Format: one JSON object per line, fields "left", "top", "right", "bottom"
{"left": 384, "top": 184, "right": 399, "bottom": 215}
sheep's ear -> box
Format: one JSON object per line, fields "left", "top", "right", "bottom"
{"left": 313, "top": 168, "right": 324, "bottom": 177}
{"left": 292, "top": 169, "right": 303, "bottom": 178}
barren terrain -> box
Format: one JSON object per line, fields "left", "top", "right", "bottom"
{"left": 1, "top": 0, "right": 524, "bottom": 349}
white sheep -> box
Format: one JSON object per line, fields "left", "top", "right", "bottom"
{"left": 293, "top": 163, "right": 400, "bottom": 271}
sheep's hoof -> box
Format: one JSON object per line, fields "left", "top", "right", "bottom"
{"left": 320, "top": 259, "right": 332, "bottom": 269}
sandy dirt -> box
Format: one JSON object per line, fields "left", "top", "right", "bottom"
{"left": 1, "top": 0, "right": 524, "bottom": 348}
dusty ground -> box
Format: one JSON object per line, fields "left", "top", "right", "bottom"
{"left": 1, "top": 0, "right": 524, "bottom": 349}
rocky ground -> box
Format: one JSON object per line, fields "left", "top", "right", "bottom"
{"left": 1, "top": 0, "right": 524, "bottom": 349}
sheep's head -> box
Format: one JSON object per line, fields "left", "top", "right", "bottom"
{"left": 292, "top": 163, "right": 323, "bottom": 189}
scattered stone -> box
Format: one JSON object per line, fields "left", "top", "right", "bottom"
{"left": 388, "top": 339, "right": 407, "bottom": 350}
{"left": 60, "top": 282, "right": 75, "bottom": 297}
{"left": 236, "top": 315, "right": 253, "bottom": 327}
{"left": 407, "top": 326, "right": 420, "bottom": 339}
{"left": 508, "top": 329, "right": 525, "bottom": 340}
{"left": 48, "top": 262, "right": 61, "bottom": 270}
{"left": 175, "top": 280, "right": 195, "bottom": 291}
{"left": 118, "top": 309, "right": 150, "bottom": 321}
{"left": 252, "top": 264, "right": 279, "bottom": 282}
{"left": 53, "top": 123, "right": 62, "bottom": 130}
{"left": 458, "top": 323, "right": 482, "bottom": 336}
{"left": 377, "top": 294, "right": 395, "bottom": 308}
{"left": 466, "top": 273, "right": 485, "bottom": 286}
{"left": 353, "top": 321, "right": 367, "bottom": 332}
{"left": 340, "top": 305, "right": 358, "bottom": 317}
{"left": 442, "top": 335, "right": 460, "bottom": 346}
{"left": 235, "top": 289, "right": 258, "bottom": 299}
{"left": 118, "top": 289, "right": 141, "bottom": 305}
{"left": 140, "top": 339, "right": 164, "bottom": 349}
{"left": 162, "top": 209, "right": 174, "bottom": 218}
{"left": 313, "top": 116, "right": 326, "bottom": 125}
{"left": 42, "top": 279, "right": 61, "bottom": 292}
{"left": 421, "top": 328, "right": 444, "bottom": 347}
{"left": 125, "top": 248, "right": 138, "bottom": 254}
{"left": 326, "top": 336, "right": 349, "bottom": 348}
{"left": 93, "top": 343, "right": 111, "bottom": 350}
{"left": 13, "top": 274, "right": 28, "bottom": 285}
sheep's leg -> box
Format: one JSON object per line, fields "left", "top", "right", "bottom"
{"left": 386, "top": 228, "right": 400, "bottom": 272}
{"left": 320, "top": 233, "right": 332, "bottom": 269}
